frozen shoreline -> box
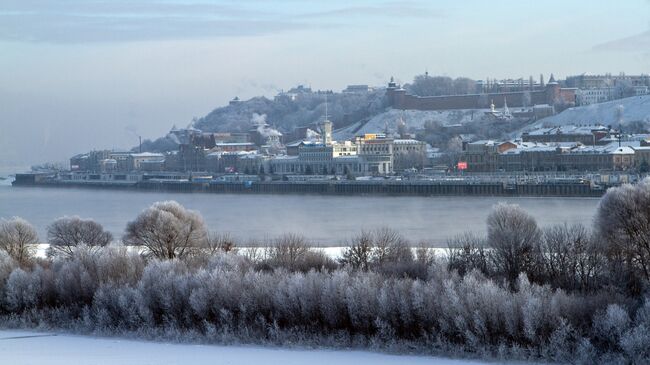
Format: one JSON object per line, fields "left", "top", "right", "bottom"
{"left": 0, "top": 329, "right": 502, "bottom": 365}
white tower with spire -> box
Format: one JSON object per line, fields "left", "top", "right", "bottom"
{"left": 502, "top": 97, "right": 512, "bottom": 119}
{"left": 322, "top": 94, "right": 332, "bottom": 145}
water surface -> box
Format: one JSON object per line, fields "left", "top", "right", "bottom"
{"left": 0, "top": 183, "right": 600, "bottom": 246}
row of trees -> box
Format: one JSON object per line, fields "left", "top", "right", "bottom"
{"left": 446, "top": 179, "right": 650, "bottom": 296}
{"left": 406, "top": 74, "right": 477, "bottom": 97}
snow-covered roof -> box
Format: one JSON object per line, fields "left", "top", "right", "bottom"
{"left": 524, "top": 125, "right": 608, "bottom": 136}
{"left": 131, "top": 152, "right": 164, "bottom": 158}
{"left": 215, "top": 142, "right": 255, "bottom": 146}
{"left": 272, "top": 155, "right": 299, "bottom": 161}
{"left": 612, "top": 146, "right": 635, "bottom": 155}
{"left": 393, "top": 139, "right": 425, "bottom": 145}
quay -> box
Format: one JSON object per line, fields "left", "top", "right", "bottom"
{"left": 11, "top": 172, "right": 613, "bottom": 197}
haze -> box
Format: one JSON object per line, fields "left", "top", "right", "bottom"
{"left": 1, "top": 0, "right": 649, "bottom": 172}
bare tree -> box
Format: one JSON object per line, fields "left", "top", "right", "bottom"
{"left": 123, "top": 201, "right": 207, "bottom": 260}
{"left": 46, "top": 216, "right": 112, "bottom": 258}
{"left": 596, "top": 179, "right": 650, "bottom": 292}
{"left": 394, "top": 150, "right": 427, "bottom": 171}
{"left": 372, "top": 228, "right": 412, "bottom": 265}
{"left": 486, "top": 203, "right": 542, "bottom": 287}
{"left": 205, "top": 232, "right": 237, "bottom": 255}
{"left": 0, "top": 217, "right": 38, "bottom": 266}
{"left": 267, "top": 233, "right": 310, "bottom": 269}
{"left": 446, "top": 232, "right": 488, "bottom": 276}
{"left": 340, "top": 230, "right": 374, "bottom": 270}
{"left": 540, "top": 223, "right": 603, "bottom": 291}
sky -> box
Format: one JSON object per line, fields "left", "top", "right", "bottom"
{"left": 0, "top": 0, "right": 649, "bottom": 172}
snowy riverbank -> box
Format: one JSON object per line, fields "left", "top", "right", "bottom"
{"left": 0, "top": 330, "right": 506, "bottom": 365}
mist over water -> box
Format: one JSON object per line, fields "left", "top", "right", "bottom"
{"left": 0, "top": 185, "right": 599, "bottom": 246}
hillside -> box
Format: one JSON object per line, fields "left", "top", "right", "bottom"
{"left": 139, "top": 88, "right": 388, "bottom": 151}
{"left": 532, "top": 95, "right": 650, "bottom": 129}
{"left": 195, "top": 90, "right": 386, "bottom": 133}
{"left": 334, "top": 108, "right": 494, "bottom": 140}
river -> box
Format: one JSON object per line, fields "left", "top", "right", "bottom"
{"left": 0, "top": 181, "right": 600, "bottom": 246}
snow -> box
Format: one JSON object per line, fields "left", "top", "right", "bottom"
{"left": 334, "top": 109, "right": 491, "bottom": 140}
{"left": 533, "top": 95, "right": 650, "bottom": 128}
{"left": 0, "top": 330, "right": 497, "bottom": 365}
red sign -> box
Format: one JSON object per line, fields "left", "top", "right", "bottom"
{"left": 457, "top": 162, "right": 468, "bottom": 170}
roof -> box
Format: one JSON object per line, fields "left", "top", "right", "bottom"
{"left": 393, "top": 139, "right": 425, "bottom": 145}
{"left": 612, "top": 146, "right": 635, "bottom": 154}
{"left": 524, "top": 125, "right": 608, "bottom": 136}
{"left": 215, "top": 142, "right": 255, "bottom": 146}
{"left": 131, "top": 152, "right": 164, "bottom": 158}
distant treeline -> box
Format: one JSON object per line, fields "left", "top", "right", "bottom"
{"left": 1, "top": 180, "right": 650, "bottom": 363}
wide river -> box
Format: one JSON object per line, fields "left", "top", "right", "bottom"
{"left": 0, "top": 181, "right": 600, "bottom": 246}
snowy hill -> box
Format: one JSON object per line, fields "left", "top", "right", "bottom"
{"left": 334, "top": 108, "right": 492, "bottom": 140}
{"left": 533, "top": 95, "right": 650, "bottom": 128}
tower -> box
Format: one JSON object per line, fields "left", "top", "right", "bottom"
{"left": 545, "top": 73, "right": 561, "bottom": 106}
{"left": 503, "top": 97, "right": 511, "bottom": 119}
{"left": 322, "top": 94, "right": 332, "bottom": 145}
{"left": 322, "top": 120, "right": 332, "bottom": 145}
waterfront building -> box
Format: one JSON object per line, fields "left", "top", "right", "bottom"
{"left": 522, "top": 125, "right": 612, "bottom": 145}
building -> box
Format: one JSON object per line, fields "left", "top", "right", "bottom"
{"left": 565, "top": 74, "right": 650, "bottom": 89}
{"left": 70, "top": 150, "right": 111, "bottom": 172}
{"left": 522, "top": 125, "right": 612, "bottom": 145}
{"left": 270, "top": 122, "right": 393, "bottom": 176}
{"left": 576, "top": 88, "right": 616, "bottom": 105}
{"left": 460, "top": 140, "right": 518, "bottom": 172}
{"left": 342, "top": 85, "right": 372, "bottom": 93}
{"left": 356, "top": 134, "right": 394, "bottom": 174}
{"left": 129, "top": 152, "right": 165, "bottom": 171}
{"left": 392, "top": 139, "right": 428, "bottom": 171}
{"left": 460, "top": 138, "right": 644, "bottom": 172}
{"left": 212, "top": 142, "right": 257, "bottom": 153}
{"left": 386, "top": 74, "right": 576, "bottom": 111}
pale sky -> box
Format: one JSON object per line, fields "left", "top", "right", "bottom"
{"left": 1, "top": 0, "right": 649, "bottom": 171}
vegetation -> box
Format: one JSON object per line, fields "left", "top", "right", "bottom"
{"left": 2, "top": 182, "right": 650, "bottom": 363}
{"left": 47, "top": 216, "right": 113, "bottom": 258}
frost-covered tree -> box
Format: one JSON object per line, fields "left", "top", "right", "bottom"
{"left": 371, "top": 228, "right": 412, "bottom": 265}
{"left": 47, "top": 216, "right": 113, "bottom": 258}
{"left": 0, "top": 217, "right": 38, "bottom": 267}
{"left": 123, "top": 201, "right": 207, "bottom": 259}
{"left": 447, "top": 232, "right": 488, "bottom": 276}
{"left": 486, "top": 203, "right": 542, "bottom": 287}
{"left": 596, "top": 179, "right": 650, "bottom": 291}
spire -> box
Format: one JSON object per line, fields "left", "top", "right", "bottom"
{"left": 503, "top": 97, "right": 511, "bottom": 118}
{"left": 321, "top": 94, "right": 332, "bottom": 145}
{"left": 325, "top": 93, "right": 329, "bottom": 122}
{"left": 388, "top": 76, "right": 397, "bottom": 89}
{"left": 548, "top": 73, "right": 557, "bottom": 85}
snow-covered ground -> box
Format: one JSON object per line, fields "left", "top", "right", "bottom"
{"left": 0, "top": 330, "right": 496, "bottom": 365}
{"left": 532, "top": 94, "right": 650, "bottom": 128}
{"left": 335, "top": 108, "right": 491, "bottom": 140}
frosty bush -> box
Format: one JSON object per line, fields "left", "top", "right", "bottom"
{"left": 596, "top": 178, "right": 650, "bottom": 293}
{"left": 123, "top": 201, "right": 208, "bottom": 259}
{"left": 486, "top": 203, "right": 542, "bottom": 287}
{"left": 0, "top": 217, "right": 38, "bottom": 267}
{"left": 47, "top": 216, "right": 112, "bottom": 258}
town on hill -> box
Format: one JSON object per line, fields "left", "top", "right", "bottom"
{"left": 23, "top": 72, "right": 650, "bottom": 190}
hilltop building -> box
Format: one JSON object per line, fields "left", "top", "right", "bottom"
{"left": 385, "top": 74, "right": 576, "bottom": 112}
